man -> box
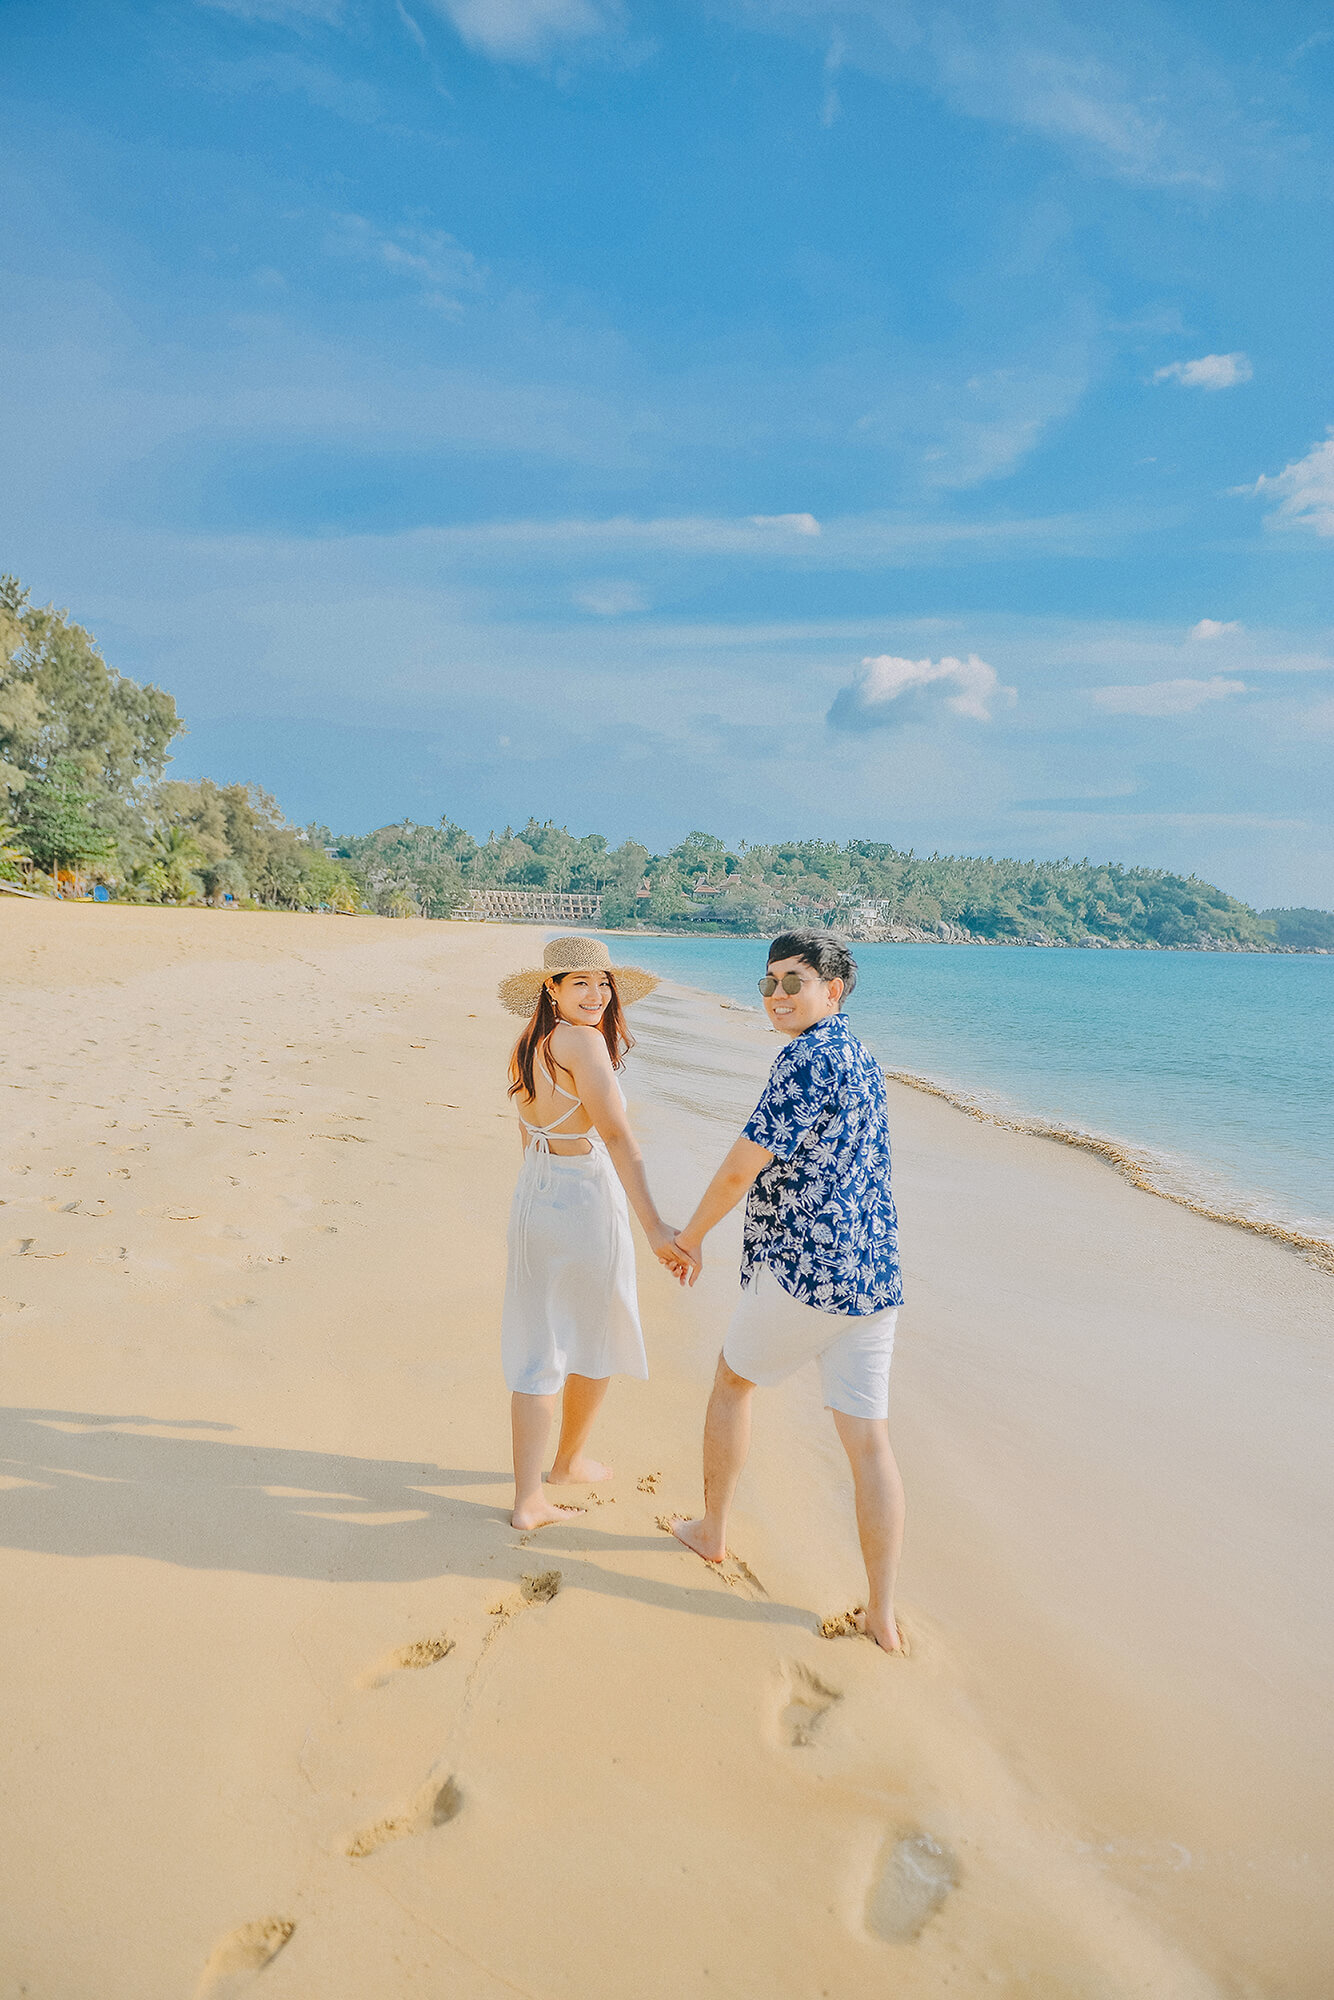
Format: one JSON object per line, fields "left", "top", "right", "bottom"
{"left": 668, "top": 931, "right": 906, "bottom": 1652}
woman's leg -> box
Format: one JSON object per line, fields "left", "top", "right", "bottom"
{"left": 547, "top": 1373, "right": 613, "bottom": 1484}
{"left": 511, "top": 1390, "right": 566, "bottom": 1529}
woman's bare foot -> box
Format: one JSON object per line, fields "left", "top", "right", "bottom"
{"left": 854, "top": 1605, "right": 903, "bottom": 1654}
{"left": 547, "top": 1456, "right": 612, "bottom": 1486}
{"left": 670, "top": 1515, "right": 727, "bottom": 1563}
{"left": 511, "top": 1495, "right": 585, "bottom": 1531}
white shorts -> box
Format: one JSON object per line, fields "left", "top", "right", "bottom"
{"left": 723, "top": 1264, "right": 898, "bottom": 1420}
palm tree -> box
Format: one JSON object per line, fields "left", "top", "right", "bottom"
{"left": 148, "top": 823, "right": 206, "bottom": 903}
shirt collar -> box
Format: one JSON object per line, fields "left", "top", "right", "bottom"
{"left": 793, "top": 1012, "right": 847, "bottom": 1045}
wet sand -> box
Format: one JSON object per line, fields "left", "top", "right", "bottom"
{"left": 1, "top": 900, "right": 1330, "bottom": 1997}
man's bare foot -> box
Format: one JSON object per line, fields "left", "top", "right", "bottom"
{"left": 669, "top": 1515, "right": 727, "bottom": 1564}
{"left": 511, "top": 1496, "right": 585, "bottom": 1531}
{"left": 854, "top": 1606, "right": 903, "bottom": 1654}
{"left": 547, "top": 1456, "right": 612, "bottom": 1486}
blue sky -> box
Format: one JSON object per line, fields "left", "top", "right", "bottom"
{"left": 2, "top": 0, "right": 1332, "bottom": 904}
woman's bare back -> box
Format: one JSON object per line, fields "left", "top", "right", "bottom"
{"left": 517, "top": 1022, "right": 600, "bottom": 1153}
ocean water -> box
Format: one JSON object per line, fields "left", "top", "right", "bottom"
{"left": 600, "top": 936, "right": 1334, "bottom": 1246}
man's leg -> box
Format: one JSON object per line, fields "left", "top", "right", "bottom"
{"left": 671, "top": 1354, "right": 756, "bottom": 1563}
{"left": 548, "top": 1373, "right": 612, "bottom": 1485}
{"left": 831, "top": 1410, "right": 905, "bottom": 1653}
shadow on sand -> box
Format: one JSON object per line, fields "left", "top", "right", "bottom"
{"left": 0, "top": 1405, "right": 807, "bottom": 1628}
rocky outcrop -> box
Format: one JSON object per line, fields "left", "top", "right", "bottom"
{"left": 847, "top": 919, "right": 977, "bottom": 943}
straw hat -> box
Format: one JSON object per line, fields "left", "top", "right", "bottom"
{"left": 498, "top": 935, "right": 658, "bottom": 1017}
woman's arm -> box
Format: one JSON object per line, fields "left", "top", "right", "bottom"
{"left": 672, "top": 1135, "right": 773, "bottom": 1286}
{"left": 555, "top": 1027, "right": 684, "bottom": 1263}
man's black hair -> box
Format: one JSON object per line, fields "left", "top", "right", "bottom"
{"left": 767, "top": 929, "right": 857, "bottom": 1000}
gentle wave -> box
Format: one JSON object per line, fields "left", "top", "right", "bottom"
{"left": 878, "top": 1064, "right": 1334, "bottom": 1276}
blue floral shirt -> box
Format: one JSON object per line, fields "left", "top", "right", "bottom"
{"left": 741, "top": 1012, "right": 902, "bottom": 1316}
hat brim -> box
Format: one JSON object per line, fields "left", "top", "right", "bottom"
{"left": 498, "top": 965, "right": 659, "bottom": 1016}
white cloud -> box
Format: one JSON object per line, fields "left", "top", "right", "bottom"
{"left": 403, "top": 507, "right": 1142, "bottom": 571}
{"left": 749, "top": 512, "right": 821, "bottom": 536}
{"left": 1091, "top": 677, "right": 1247, "bottom": 716}
{"left": 395, "top": 1, "right": 430, "bottom": 52}
{"left": 1189, "top": 619, "right": 1241, "bottom": 641}
{"left": 727, "top": 1, "right": 1241, "bottom": 189}
{"left": 572, "top": 581, "right": 647, "bottom": 616}
{"left": 328, "top": 214, "right": 486, "bottom": 312}
{"left": 820, "top": 29, "right": 845, "bottom": 127}
{"left": 931, "top": 29, "right": 1216, "bottom": 187}
{"left": 854, "top": 345, "right": 1092, "bottom": 489}
{"left": 1250, "top": 429, "right": 1334, "bottom": 537}
{"left": 828, "top": 653, "right": 1016, "bottom": 730}
{"left": 426, "top": 0, "right": 619, "bottom": 61}
{"left": 205, "top": 51, "right": 382, "bottom": 119}
{"left": 1153, "top": 353, "right": 1253, "bottom": 391}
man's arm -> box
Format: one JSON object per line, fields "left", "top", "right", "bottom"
{"left": 673, "top": 1134, "right": 773, "bottom": 1286}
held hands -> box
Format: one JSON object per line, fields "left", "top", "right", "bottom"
{"left": 650, "top": 1223, "right": 701, "bottom": 1286}
{"left": 673, "top": 1235, "right": 702, "bottom": 1286}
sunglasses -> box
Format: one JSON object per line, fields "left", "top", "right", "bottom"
{"left": 758, "top": 972, "right": 812, "bottom": 996}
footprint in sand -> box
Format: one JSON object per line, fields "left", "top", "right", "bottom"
{"left": 655, "top": 1516, "right": 768, "bottom": 1596}
{"left": 194, "top": 1917, "right": 294, "bottom": 1998}
{"left": 474, "top": 1571, "right": 562, "bottom": 1674}
{"left": 345, "top": 1774, "right": 463, "bottom": 1857}
{"left": 355, "top": 1632, "right": 455, "bottom": 1690}
{"left": 866, "top": 1831, "right": 959, "bottom": 1943}
{"left": 777, "top": 1662, "right": 841, "bottom": 1747}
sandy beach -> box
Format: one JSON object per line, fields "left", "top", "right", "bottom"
{"left": 2, "top": 901, "right": 1331, "bottom": 2000}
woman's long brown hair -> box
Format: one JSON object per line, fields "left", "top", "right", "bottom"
{"left": 508, "top": 973, "right": 633, "bottom": 1103}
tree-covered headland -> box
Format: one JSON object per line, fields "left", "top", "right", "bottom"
{"left": 336, "top": 819, "right": 1291, "bottom": 949}
{"left": 1257, "top": 907, "right": 1334, "bottom": 951}
{"left": 2, "top": 571, "right": 1324, "bottom": 949}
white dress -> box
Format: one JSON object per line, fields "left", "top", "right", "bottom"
{"left": 501, "top": 1081, "right": 649, "bottom": 1396}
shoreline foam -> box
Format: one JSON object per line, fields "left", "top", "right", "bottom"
{"left": 880, "top": 1064, "right": 1334, "bottom": 1275}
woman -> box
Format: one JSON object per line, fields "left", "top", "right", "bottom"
{"left": 499, "top": 936, "right": 688, "bottom": 1531}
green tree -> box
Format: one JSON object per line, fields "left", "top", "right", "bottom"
{"left": 1, "top": 574, "right": 182, "bottom": 878}
{"left": 645, "top": 860, "right": 693, "bottom": 924}
{"left": 599, "top": 840, "right": 650, "bottom": 927}
{"left": 0, "top": 590, "right": 41, "bottom": 805}
{"left": 17, "top": 761, "right": 117, "bottom": 882}
{"left": 0, "top": 816, "right": 32, "bottom": 881}
{"left": 1259, "top": 907, "right": 1334, "bottom": 949}
{"left": 0, "top": 577, "right": 181, "bottom": 793}
{"left": 337, "top": 816, "right": 470, "bottom": 916}
{"left": 147, "top": 823, "right": 207, "bottom": 903}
